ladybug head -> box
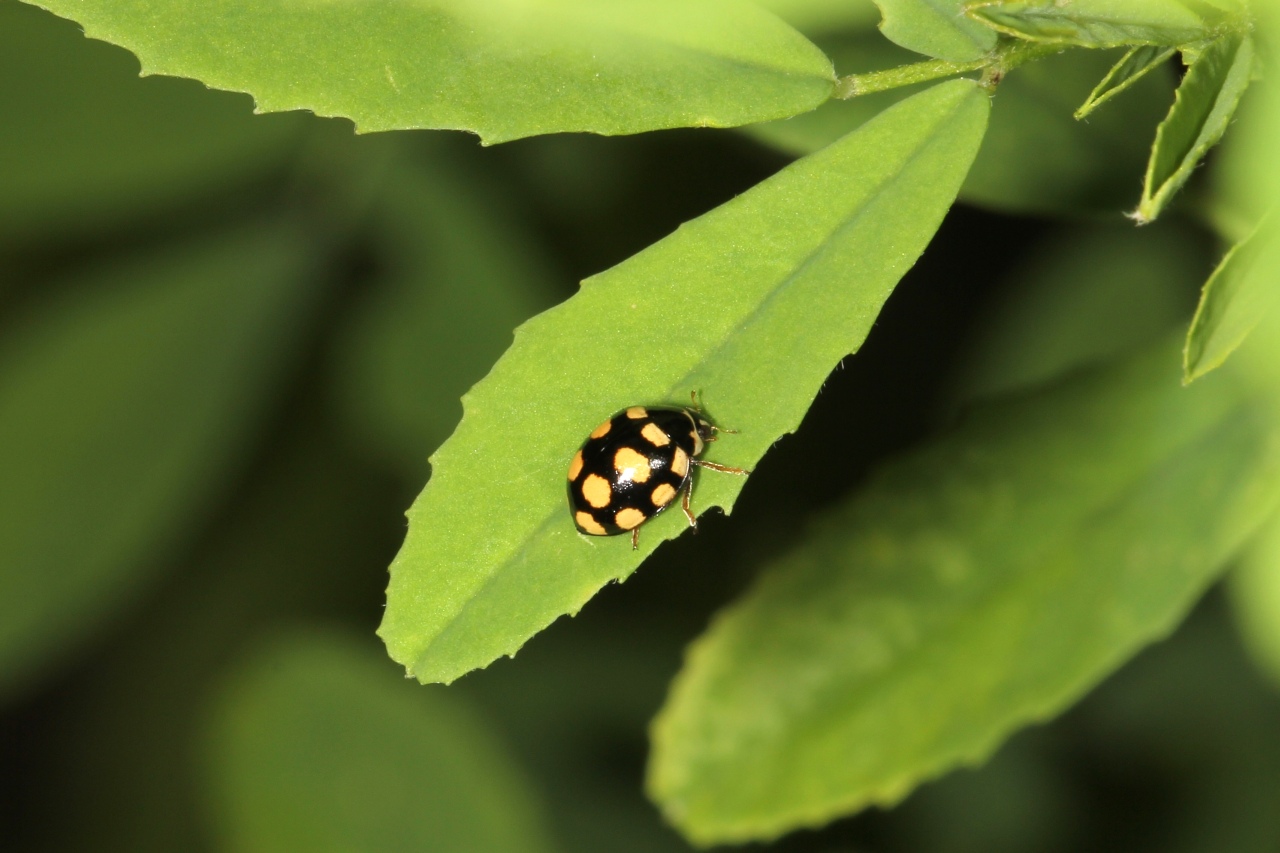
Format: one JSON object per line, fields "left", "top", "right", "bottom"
{"left": 683, "top": 408, "right": 716, "bottom": 456}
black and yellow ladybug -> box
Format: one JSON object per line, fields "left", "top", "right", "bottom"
{"left": 567, "top": 394, "right": 750, "bottom": 549}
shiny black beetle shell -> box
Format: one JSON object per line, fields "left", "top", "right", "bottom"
{"left": 566, "top": 406, "right": 713, "bottom": 538}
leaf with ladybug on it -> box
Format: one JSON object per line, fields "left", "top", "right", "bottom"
{"left": 378, "top": 80, "right": 991, "bottom": 685}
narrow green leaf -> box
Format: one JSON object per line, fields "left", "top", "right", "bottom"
{"left": 875, "top": 0, "right": 999, "bottom": 61}
{"left": 648, "top": 338, "right": 1280, "bottom": 845}
{"left": 19, "top": 0, "right": 835, "bottom": 143}
{"left": 379, "top": 80, "right": 991, "bottom": 685}
{"left": 205, "top": 631, "right": 555, "bottom": 853}
{"left": 334, "top": 141, "right": 561, "bottom": 482}
{"left": 965, "top": 0, "right": 1232, "bottom": 48}
{"left": 1229, "top": 509, "right": 1280, "bottom": 688}
{"left": 0, "top": 225, "right": 319, "bottom": 699}
{"left": 1075, "top": 44, "right": 1177, "bottom": 118}
{"left": 0, "top": 2, "right": 304, "bottom": 240}
{"left": 1136, "top": 33, "right": 1255, "bottom": 223}
{"left": 1184, "top": 222, "right": 1280, "bottom": 383}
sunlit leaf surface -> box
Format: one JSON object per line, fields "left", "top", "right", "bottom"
{"left": 19, "top": 0, "right": 836, "bottom": 142}
{"left": 379, "top": 81, "right": 991, "bottom": 685}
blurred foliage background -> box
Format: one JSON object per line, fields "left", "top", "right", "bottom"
{"left": 2, "top": 0, "right": 1279, "bottom": 851}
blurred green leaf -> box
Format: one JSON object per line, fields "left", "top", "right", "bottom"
{"left": 19, "top": 0, "right": 834, "bottom": 143}
{"left": 875, "top": 0, "right": 999, "bottom": 61}
{"left": 750, "top": 47, "right": 1172, "bottom": 215}
{"left": 27, "top": 419, "right": 404, "bottom": 851}
{"left": 204, "top": 630, "right": 555, "bottom": 853}
{"left": 1075, "top": 44, "right": 1176, "bottom": 118}
{"left": 1184, "top": 222, "right": 1280, "bottom": 383}
{"left": 1230, "top": 510, "right": 1280, "bottom": 688}
{"left": 379, "top": 80, "right": 990, "bottom": 685}
{"left": 647, "top": 338, "right": 1280, "bottom": 845}
{"left": 334, "top": 142, "right": 561, "bottom": 482}
{"left": 965, "top": 48, "right": 1174, "bottom": 214}
{"left": 1136, "top": 34, "right": 1254, "bottom": 223}
{"left": 1214, "top": 43, "right": 1280, "bottom": 228}
{"left": 966, "top": 0, "right": 1232, "bottom": 48}
{"left": 0, "top": 2, "right": 305, "bottom": 240}
{"left": 959, "top": 223, "right": 1202, "bottom": 401}
{"left": 756, "top": 0, "right": 882, "bottom": 34}
{"left": 0, "top": 225, "right": 319, "bottom": 700}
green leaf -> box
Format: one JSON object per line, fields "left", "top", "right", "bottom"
{"left": 647, "top": 338, "right": 1280, "bottom": 845}
{"left": 875, "top": 0, "right": 999, "bottom": 61}
{"left": 1075, "top": 44, "right": 1177, "bottom": 118}
{"left": 205, "top": 631, "right": 555, "bottom": 853}
{"left": 0, "top": 1, "right": 304, "bottom": 241}
{"left": 19, "top": 0, "right": 835, "bottom": 144}
{"left": 1229, "top": 509, "right": 1280, "bottom": 688}
{"left": 379, "top": 80, "right": 991, "bottom": 685}
{"left": 334, "top": 140, "right": 561, "bottom": 482}
{"left": 0, "top": 225, "right": 319, "bottom": 699}
{"left": 965, "top": 0, "right": 1232, "bottom": 48}
{"left": 958, "top": 223, "right": 1202, "bottom": 401}
{"left": 1184, "top": 222, "right": 1280, "bottom": 383}
{"left": 1136, "top": 33, "right": 1255, "bottom": 223}
{"left": 1214, "top": 7, "right": 1280, "bottom": 227}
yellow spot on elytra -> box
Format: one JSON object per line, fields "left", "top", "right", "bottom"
{"left": 568, "top": 450, "right": 584, "bottom": 481}
{"left": 641, "top": 423, "right": 670, "bottom": 447}
{"left": 615, "top": 508, "right": 646, "bottom": 530}
{"left": 651, "top": 483, "right": 677, "bottom": 507}
{"left": 576, "top": 511, "right": 606, "bottom": 535}
{"left": 589, "top": 419, "right": 612, "bottom": 439}
{"left": 581, "top": 474, "right": 612, "bottom": 508}
{"left": 671, "top": 447, "right": 689, "bottom": 478}
{"left": 614, "top": 447, "right": 651, "bottom": 483}
{"left": 626, "top": 406, "right": 648, "bottom": 419}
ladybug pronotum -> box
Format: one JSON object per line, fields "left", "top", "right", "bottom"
{"left": 566, "top": 393, "right": 750, "bottom": 549}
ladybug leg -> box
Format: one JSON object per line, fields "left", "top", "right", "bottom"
{"left": 694, "top": 459, "right": 752, "bottom": 476}
{"left": 631, "top": 528, "right": 640, "bottom": 551}
{"left": 681, "top": 482, "right": 698, "bottom": 530}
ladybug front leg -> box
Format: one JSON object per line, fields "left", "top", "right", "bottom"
{"left": 693, "top": 459, "right": 752, "bottom": 476}
{"left": 631, "top": 528, "right": 640, "bottom": 551}
{"left": 681, "top": 482, "right": 697, "bottom": 530}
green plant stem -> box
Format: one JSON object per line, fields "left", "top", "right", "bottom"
{"left": 835, "top": 39, "right": 1066, "bottom": 99}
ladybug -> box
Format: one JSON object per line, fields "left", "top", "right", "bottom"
{"left": 567, "top": 393, "right": 750, "bottom": 549}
